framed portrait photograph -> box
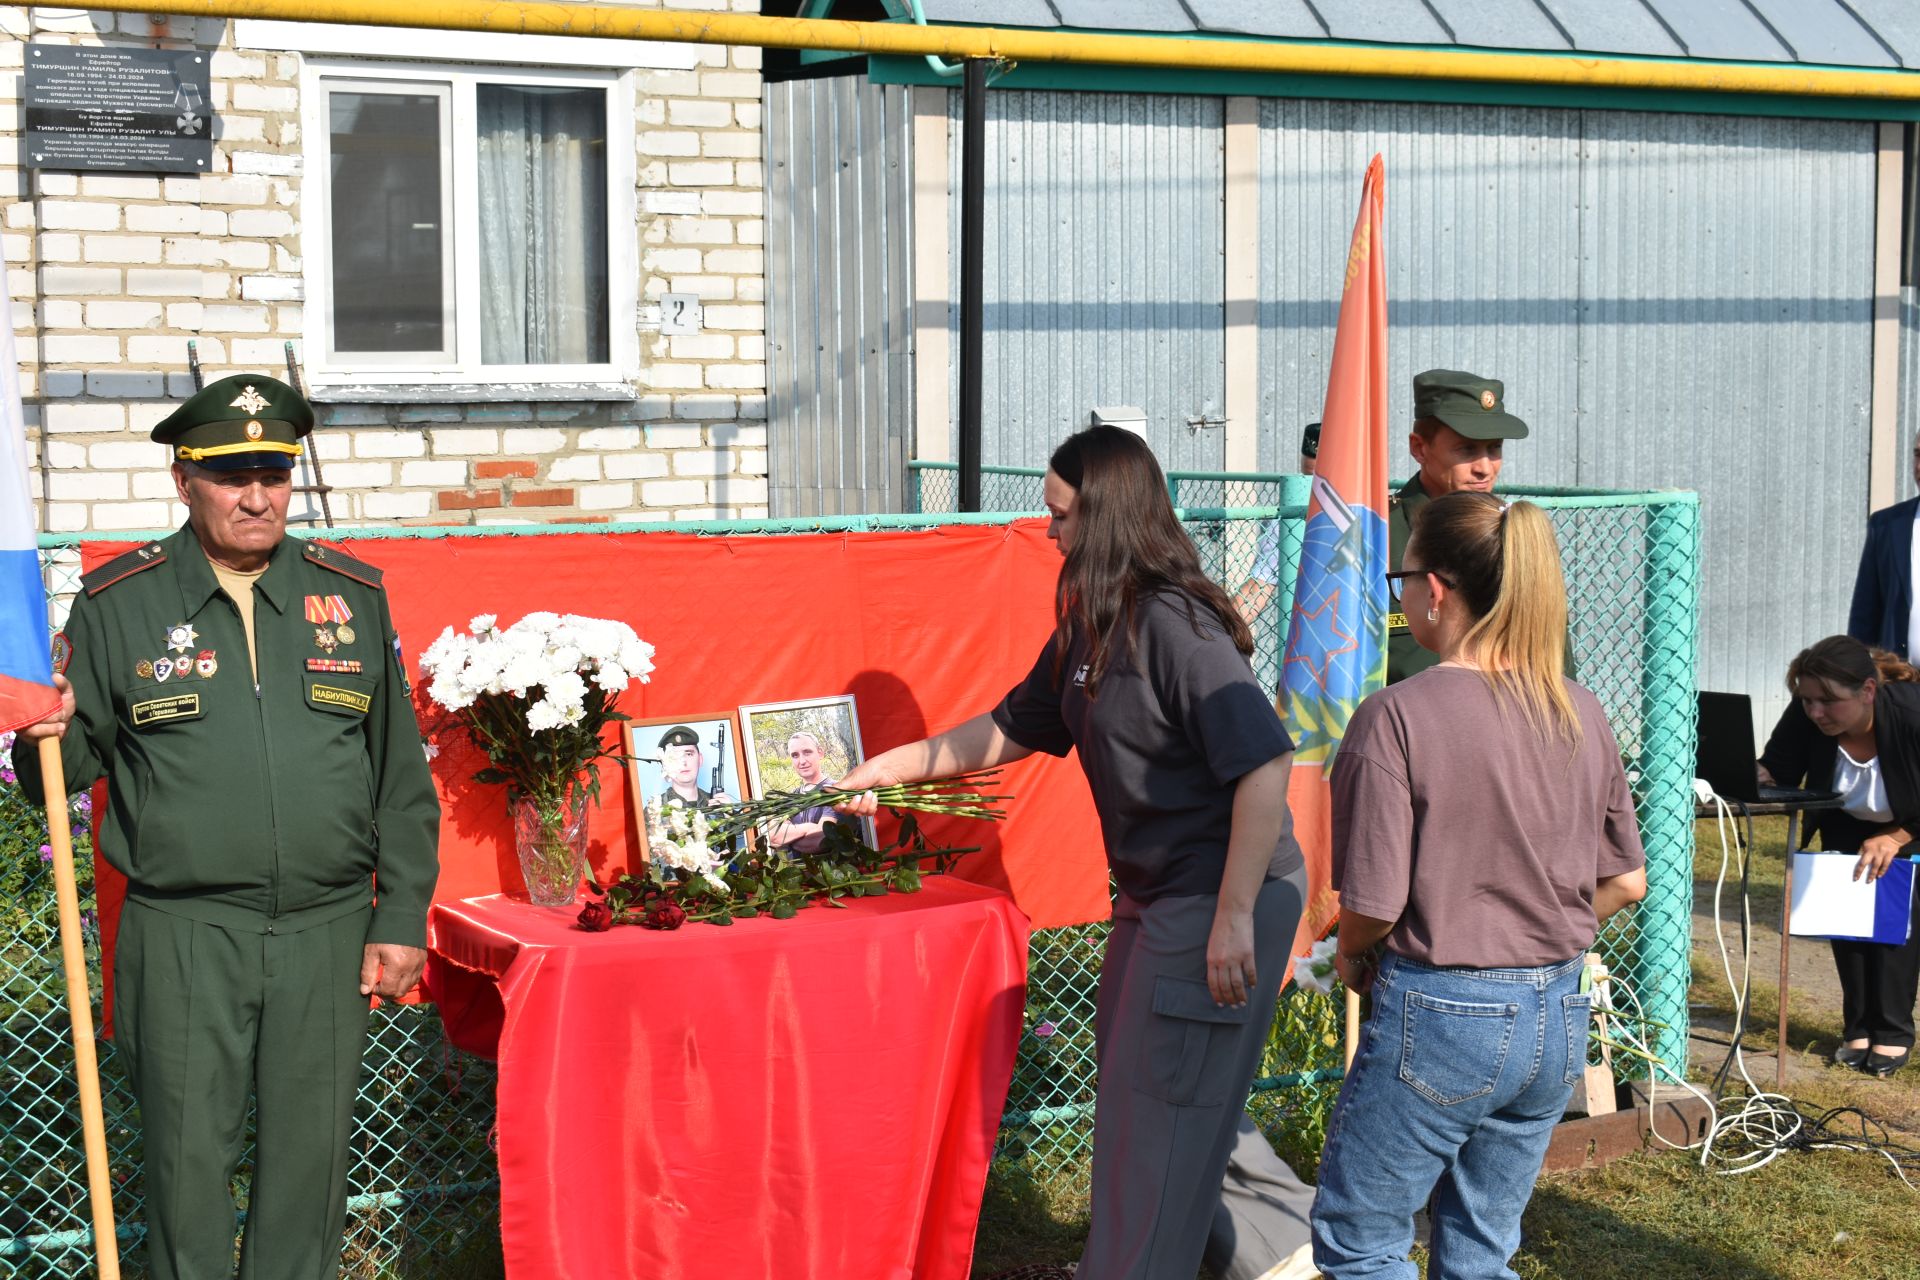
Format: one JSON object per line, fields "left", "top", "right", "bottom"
{"left": 738, "top": 695, "right": 872, "bottom": 853}
{"left": 624, "top": 713, "right": 747, "bottom": 857}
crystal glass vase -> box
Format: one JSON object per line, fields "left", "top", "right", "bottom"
{"left": 511, "top": 786, "right": 589, "bottom": 907}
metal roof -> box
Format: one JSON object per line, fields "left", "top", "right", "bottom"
{"left": 910, "top": 0, "right": 1920, "bottom": 69}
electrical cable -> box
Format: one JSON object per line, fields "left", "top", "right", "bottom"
{"left": 1664, "top": 783, "right": 1919, "bottom": 1185}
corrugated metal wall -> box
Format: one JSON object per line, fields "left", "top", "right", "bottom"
{"left": 1577, "top": 112, "right": 1873, "bottom": 735}
{"left": 763, "top": 77, "right": 914, "bottom": 516}
{"left": 1900, "top": 288, "right": 1920, "bottom": 508}
{"left": 1259, "top": 100, "right": 1876, "bottom": 734}
{"left": 947, "top": 91, "right": 1227, "bottom": 472}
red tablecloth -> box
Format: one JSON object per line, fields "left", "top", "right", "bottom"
{"left": 425, "top": 878, "right": 1032, "bottom": 1280}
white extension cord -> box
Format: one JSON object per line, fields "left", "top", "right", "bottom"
{"left": 1653, "top": 783, "right": 1917, "bottom": 1186}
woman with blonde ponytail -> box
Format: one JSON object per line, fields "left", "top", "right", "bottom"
{"left": 1758, "top": 634, "right": 1920, "bottom": 1078}
{"left": 1310, "top": 491, "right": 1648, "bottom": 1279}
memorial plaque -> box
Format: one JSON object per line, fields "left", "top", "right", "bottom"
{"left": 25, "top": 44, "right": 213, "bottom": 174}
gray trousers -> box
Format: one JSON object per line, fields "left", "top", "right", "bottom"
{"left": 1080, "top": 869, "right": 1314, "bottom": 1280}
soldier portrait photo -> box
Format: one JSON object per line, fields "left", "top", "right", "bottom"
{"left": 625, "top": 713, "right": 744, "bottom": 850}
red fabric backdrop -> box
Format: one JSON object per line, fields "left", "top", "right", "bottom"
{"left": 84, "top": 523, "right": 1111, "bottom": 1027}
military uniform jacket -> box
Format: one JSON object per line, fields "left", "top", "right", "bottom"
{"left": 1386, "top": 475, "right": 1440, "bottom": 684}
{"left": 11, "top": 526, "right": 441, "bottom": 946}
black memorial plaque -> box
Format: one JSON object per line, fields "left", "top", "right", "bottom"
{"left": 25, "top": 44, "right": 213, "bottom": 174}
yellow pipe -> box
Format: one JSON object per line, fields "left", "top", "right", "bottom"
{"left": 24, "top": 0, "right": 1920, "bottom": 101}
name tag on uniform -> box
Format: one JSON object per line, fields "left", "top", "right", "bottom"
{"left": 131, "top": 693, "right": 201, "bottom": 727}
{"left": 309, "top": 683, "right": 371, "bottom": 715}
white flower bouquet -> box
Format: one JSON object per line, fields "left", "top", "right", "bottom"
{"left": 420, "top": 612, "right": 655, "bottom": 903}
{"left": 1291, "top": 935, "right": 1340, "bottom": 995}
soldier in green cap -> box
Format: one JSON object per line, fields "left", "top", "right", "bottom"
{"left": 12, "top": 373, "right": 441, "bottom": 1280}
{"left": 1388, "top": 369, "right": 1529, "bottom": 683}
{"left": 657, "top": 724, "right": 736, "bottom": 813}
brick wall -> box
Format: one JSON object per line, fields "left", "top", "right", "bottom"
{"left": 5, "top": 0, "right": 770, "bottom": 534}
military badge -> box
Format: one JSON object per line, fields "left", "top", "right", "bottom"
{"left": 244, "top": 420, "right": 264, "bottom": 441}
{"left": 135, "top": 658, "right": 154, "bottom": 680}
{"left": 1479, "top": 389, "right": 1496, "bottom": 410}
{"left": 154, "top": 657, "right": 174, "bottom": 682}
{"left": 307, "top": 658, "right": 363, "bottom": 674}
{"left": 195, "top": 650, "right": 218, "bottom": 678}
{"left": 50, "top": 633, "right": 71, "bottom": 675}
{"left": 165, "top": 622, "right": 198, "bottom": 654}
{"left": 229, "top": 384, "right": 270, "bottom": 415}
{"left": 335, "top": 623, "right": 356, "bottom": 645}
{"left": 315, "top": 626, "right": 339, "bottom": 653}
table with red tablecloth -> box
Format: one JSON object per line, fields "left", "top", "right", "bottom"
{"left": 425, "top": 877, "right": 1032, "bottom": 1280}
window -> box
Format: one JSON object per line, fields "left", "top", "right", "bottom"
{"left": 303, "top": 61, "right": 636, "bottom": 389}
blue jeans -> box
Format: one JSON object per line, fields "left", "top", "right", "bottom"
{"left": 1310, "top": 951, "right": 1591, "bottom": 1279}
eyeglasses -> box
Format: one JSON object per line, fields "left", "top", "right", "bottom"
{"left": 1384, "top": 568, "right": 1455, "bottom": 606}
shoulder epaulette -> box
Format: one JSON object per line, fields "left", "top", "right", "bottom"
{"left": 303, "top": 540, "right": 384, "bottom": 589}
{"left": 80, "top": 541, "right": 167, "bottom": 596}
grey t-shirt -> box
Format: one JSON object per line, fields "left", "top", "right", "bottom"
{"left": 992, "top": 590, "right": 1303, "bottom": 903}
{"left": 1330, "top": 665, "right": 1646, "bottom": 968}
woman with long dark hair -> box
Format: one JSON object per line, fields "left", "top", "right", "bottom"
{"left": 1759, "top": 635, "right": 1920, "bottom": 1078}
{"left": 838, "top": 426, "right": 1314, "bottom": 1279}
{"left": 1311, "top": 491, "right": 1647, "bottom": 1278}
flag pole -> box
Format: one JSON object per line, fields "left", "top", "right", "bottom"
{"left": 36, "top": 737, "right": 121, "bottom": 1279}
{"left": 1343, "top": 989, "right": 1360, "bottom": 1068}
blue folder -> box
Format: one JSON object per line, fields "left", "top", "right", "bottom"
{"left": 1871, "top": 860, "right": 1916, "bottom": 945}
{"left": 1791, "top": 855, "right": 1914, "bottom": 944}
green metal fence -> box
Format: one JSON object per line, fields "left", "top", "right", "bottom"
{"left": 2, "top": 487, "right": 1697, "bottom": 1271}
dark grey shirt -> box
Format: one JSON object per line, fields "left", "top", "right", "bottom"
{"left": 993, "top": 591, "right": 1303, "bottom": 902}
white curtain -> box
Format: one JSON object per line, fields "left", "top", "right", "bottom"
{"left": 476, "top": 86, "right": 610, "bottom": 365}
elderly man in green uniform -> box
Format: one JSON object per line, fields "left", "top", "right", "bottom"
{"left": 1387, "top": 369, "right": 1529, "bottom": 683}
{"left": 11, "top": 374, "right": 440, "bottom": 1280}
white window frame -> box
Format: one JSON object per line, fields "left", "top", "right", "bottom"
{"left": 301, "top": 58, "right": 639, "bottom": 397}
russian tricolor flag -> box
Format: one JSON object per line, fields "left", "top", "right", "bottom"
{"left": 1, "top": 269, "right": 57, "bottom": 735}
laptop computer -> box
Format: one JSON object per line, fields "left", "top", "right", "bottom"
{"left": 1696, "top": 691, "right": 1839, "bottom": 806}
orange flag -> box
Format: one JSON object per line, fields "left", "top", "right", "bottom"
{"left": 1280, "top": 155, "right": 1390, "bottom": 959}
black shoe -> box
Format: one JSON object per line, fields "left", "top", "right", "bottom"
{"left": 1834, "top": 1043, "right": 1871, "bottom": 1069}
{"left": 1865, "top": 1047, "right": 1912, "bottom": 1078}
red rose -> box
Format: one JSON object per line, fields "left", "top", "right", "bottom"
{"left": 576, "top": 900, "right": 613, "bottom": 932}
{"left": 641, "top": 902, "right": 687, "bottom": 931}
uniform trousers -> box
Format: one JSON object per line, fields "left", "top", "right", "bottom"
{"left": 1831, "top": 928, "right": 1920, "bottom": 1049}
{"left": 115, "top": 900, "right": 372, "bottom": 1280}
{"left": 1080, "top": 869, "right": 1309, "bottom": 1280}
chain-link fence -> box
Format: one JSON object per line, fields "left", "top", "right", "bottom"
{"left": 912, "top": 463, "right": 1700, "bottom": 1187}
{"left": 3, "top": 493, "right": 1696, "bottom": 1267}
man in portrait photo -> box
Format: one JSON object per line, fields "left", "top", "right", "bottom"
{"left": 656, "top": 724, "right": 736, "bottom": 816}
{"left": 768, "top": 730, "right": 854, "bottom": 854}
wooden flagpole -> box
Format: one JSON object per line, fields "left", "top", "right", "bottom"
{"left": 1344, "top": 988, "right": 1360, "bottom": 1069}
{"left": 36, "top": 737, "right": 121, "bottom": 1279}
